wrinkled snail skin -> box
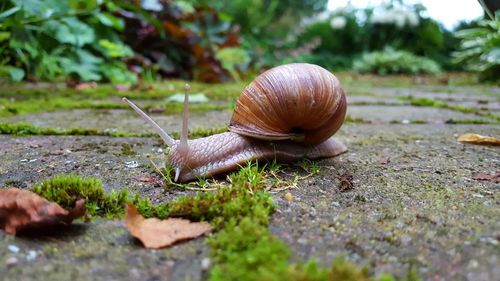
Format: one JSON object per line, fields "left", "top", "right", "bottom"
{"left": 168, "top": 132, "right": 347, "bottom": 182}
{"left": 123, "top": 63, "right": 347, "bottom": 182}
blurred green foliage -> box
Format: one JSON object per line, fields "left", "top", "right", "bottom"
{"left": 0, "top": 0, "right": 244, "bottom": 83}
{"left": 0, "top": 0, "right": 493, "bottom": 82}
{"left": 353, "top": 47, "right": 441, "bottom": 75}
{"left": 0, "top": 0, "right": 136, "bottom": 83}
{"left": 453, "top": 12, "right": 500, "bottom": 83}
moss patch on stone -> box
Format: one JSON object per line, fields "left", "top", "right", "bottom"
{"left": 0, "top": 122, "right": 147, "bottom": 137}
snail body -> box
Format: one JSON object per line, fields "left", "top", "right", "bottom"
{"left": 124, "top": 63, "right": 347, "bottom": 182}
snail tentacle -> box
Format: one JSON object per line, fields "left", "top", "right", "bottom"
{"left": 122, "top": 97, "right": 175, "bottom": 147}
{"left": 174, "top": 84, "right": 192, "bottom": 181}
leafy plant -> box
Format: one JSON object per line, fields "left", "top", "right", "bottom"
{"left": 0, "top": 0, "right": 137, "bottom": 83}
{"left": 0, "top": 0, "right": 244, "bottom": 83}
{"left": 353, "top": 47, "right": 441, "bottom": 75}
{"left": 453, "top": 12, "right": 500, "bottom": 82}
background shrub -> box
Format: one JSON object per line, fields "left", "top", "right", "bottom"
{"left": 453, "top": 12, "right": 500, "bottom": 83}
{"left": 353, "top": 47, "right": 441, "bottom": 75}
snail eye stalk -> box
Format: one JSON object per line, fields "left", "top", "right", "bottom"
{"left": 122, "top": 97, "right": 175, "bottom": 147}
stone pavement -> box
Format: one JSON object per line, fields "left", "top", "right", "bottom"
{"left": 0, "top": 82, "right": 498, "bottom": 280}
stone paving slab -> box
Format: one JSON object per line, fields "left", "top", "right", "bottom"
{"left": 1, "top": 104, "right": 496, "bottom": 137}
{"left": 347, "top": 106, "right": 496, "bottom": 123}
{"left": 1, "top": 123, "right": 498, "bottom": 280}
{"left": 1, "top": 109, "right": 233, "bottom": 134}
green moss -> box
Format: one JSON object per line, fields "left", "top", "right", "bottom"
{"left": 445, "top": 118, "right": 498, "bottom": 125}
{"left": 120, "top": 143, "right": 136, "bottom": 155}
{"left": 29, "top": 164, "right": 415, "bottom": 281}
{"left": 31, "top": 174, "right": 167, "bottom": 219}
{"left": 0, "top": 121, "right": 231, "bottom": 139}
{"left": 345, "top": 115, "right": 370, "bottom": 124}
{"left": 0, "top": 97, "right": 128, "bottom": 117}
{"left": 0, "top": 80, "right": 243, "bottom": 117}
{"left": 407, "top": 97, "right": 448, "bottom": 108}
{"left": 0, "top": 122, "right": 150, "bottom": 137}
{"left": 208, "top": 217, "right": 291, "bottom": 281}
{"left": 400, "top": 97, "right": 500, "bottom": 122}
{"left": 32, "top": 174, "right": 129, "bottom": 219}
{"left": 166, "top": 183, "right": 274, "bottom": 228}
{"left": 169, "top": 127, "right": 228, "bottom": 139}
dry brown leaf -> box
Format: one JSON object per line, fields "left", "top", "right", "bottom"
{"left": 457, "top": 133, "right": 500, "bottom": 146}
{"left": 0, "top": 188, "right": 86, "bottom": 235}
{"left": 472, "top": 171, "right": 500, "bottom": 183}
{"left": 125, "top": 204, "right": 212, "bottom": 249}
{"left": 132, "top": 175, "right": 163, "bottom": 186}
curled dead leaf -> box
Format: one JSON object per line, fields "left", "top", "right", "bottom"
{"left": 125, "top": 204, "right": 212, "bottom": 249}
{"left": 0, "top": 188, "right": 85, "bottom": 235}
{"left": 458, "top": 133, "right": 500, "bottom": 146}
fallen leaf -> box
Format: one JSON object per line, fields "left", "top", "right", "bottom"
{"left": 472, "top": 171, "right": 500, "bottom": 183}
{"left": 458, "top": 133, "right": 500, "bottom": 146}
{"left": 132, "top": 175, "right": 163, "bottom": 186}
{"left": 125, "top": 204, "right": 212, "bottom": 249}
{"left": 0, "top": 188, "right": 85, "bottom": 235}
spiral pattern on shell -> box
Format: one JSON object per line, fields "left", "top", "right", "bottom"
{"left": 228, "top": 63, "right": 347, "bottom": 145}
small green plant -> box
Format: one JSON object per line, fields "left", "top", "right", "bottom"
{"left": 354, "top": 48, "right": 441, "bottom": 75}
{"left": 453, "top": 12, "right": 500, "bottom": 82}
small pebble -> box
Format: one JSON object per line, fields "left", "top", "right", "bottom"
{"left": 125, "top": 161, "right": 139, "bottom": 168}
{"left": 201, "top": 258, "right": 211, "bottom": 270}
{"left": 468, "top": 260, "right": 479, "bottom": 268}
{"left": 26, "top": 250, "right": 37, "bottom": 261}
{"left": 8, "top": 245, "right": 20, "bottom": 253}
{"left": 284, "top": 192, "right": 294, "bottom": 202}
{"left": 297, "top": 238, "right": 308, "bottom": 245}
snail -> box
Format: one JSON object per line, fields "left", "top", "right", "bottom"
{"left": 123, "top": 63, "right": 347, "bottom": 182}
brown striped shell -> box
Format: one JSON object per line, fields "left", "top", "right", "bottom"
{"left": 228, "top": 63, "right": 347, "bottom": 145}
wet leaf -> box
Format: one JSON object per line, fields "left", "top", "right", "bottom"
{"left": 125, "top": 204, "right": 212, "bottom": 249}
{"left": 472, "top": 171, "right": 500, "bottom": 183}
{"left": 457, "top": 133, "right": 500, "bottom": 146}
{"left": 0, "top": 188, "right": 85, "bottom": 235}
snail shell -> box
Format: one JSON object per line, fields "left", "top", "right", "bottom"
{"left": 229, "top": 63, "right": 347, "bottom": 144}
